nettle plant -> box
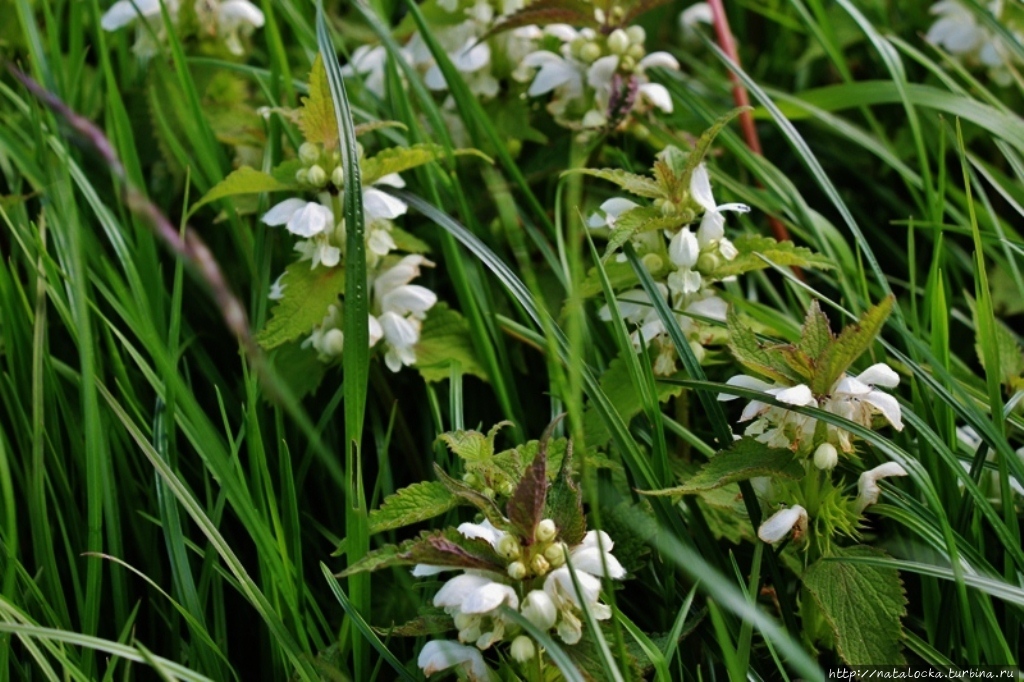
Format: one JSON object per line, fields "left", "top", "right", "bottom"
{"left": 651, "top": 297, "right": 910, "bottom": 665}
{"left": 340, "top": 424, "right": 631, "bottom": 681}
{"left": 195, "top": 57, "right": 487, "bottom": 383}
{"left": 579, "top": 115, "right": 829, "bottom": 375}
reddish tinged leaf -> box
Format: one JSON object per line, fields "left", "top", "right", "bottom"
{"left": 622, "top": 0, "right": 677, "bottom": 25}
{"left": 338, "top": 527, "right": 505, "bottom": 577}
{"left": 545, "top": 440, "right": 586, "bottom": 545}
{"left": 483, "top": 7, "right": 596, "bottom": 39}
{"left": 507, "top": 423, "right": 557, "bottom": 544}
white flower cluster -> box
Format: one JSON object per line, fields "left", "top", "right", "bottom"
{"left": 100, "top": 0, "right": 265, "bottom": 57}
{"left": 263, "top": 142, "right": 437, "bottom": 372}
{"left": 720, "top": 363, "right": 904, "bottom": 452}
{"left": 522, "top": 18, "right": 679, "bottom": 131}
{"left": 415, "top": 519, "right": 625, "bottom": 680}
{"left": 926, "top": 0, "right": 1022, "bottom": 86}
{"left": 595, "top": 163, "right": 748, "bottom": 376}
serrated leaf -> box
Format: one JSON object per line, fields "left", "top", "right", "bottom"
{"left": 604, "top": 206, "right": 685, "bottom": 258}
{"left": 727, "top": 307, "right": 805, "bottom": 384}
{"left": 708, "top": 235, "right": 833, "bottom": 279}
{"left": 802, "top": 546, "right": 907, "bottom": 666}
{"left": 798, "top": 300, "right": 834, "bottom": 359}
{"left": 507, "top": 434, "right": 550, "bottom": 544}
{"left": 256, "top": 262, "right": 346, "bottom": 350}
{"left": 339, "top": 527, "right": 505, "bottom": 577}
{"left": 583, "top": 355, "right": 684, "bottom": 447}
{"left": 679, "top": 107, "right": 750, "bottom": 189}
{"left": 810, "top": 296, "right": 894, "bottom": 395}
{"left": 433, "top": 466, "right": 508, "bottom": 528}
{"left": 579, "top": 259, "right": 638, "bottom": 298}
{"left": 368, "top": 481, "right": 458, "bottom": 535}
{"left": 361, "top": 144, "right": 491, "bottom": 186}
{"left": 438, "top": 430, "right": 494, "bottom": 462}
{"left": 545, "top": 440, "right": 586, "bottom": 546}
{"left": 373, "top": 613, "right": 454, "bottom": 637}
{"left": 415, "top": 303, "right": 489, "bottom": 383}
{"left": 267, "top": 342, "right": 326, "bottom": 400}
{"left": 272, "top": 159, "right": 305, "bottom": 186}
{"left": 484, "top": 4, "right": 596, "bottom": 40}
{"left": 775, "top": 346, "right": 815, "bottom": 383}
{"left": 191, "top": 166, "right": 296, "bottom": 214}
{"left": 642, "top": 438, "right": 804, "bottom": 496}
{"left": 299, "top": 54, "right": 337, "bottom": 148}
{"left": 601, "top": 500, "right": 657, "bottom": 573}
{"left": 622, "top": 0, "right": 677, "bottom": 24}
{"left": 567, "top": 168, "right": 665, "bottom": 199}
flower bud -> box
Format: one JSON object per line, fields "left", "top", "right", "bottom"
{"left": 522, "top": 590, "right": 557, "bottom": 630}
{"left": 530, "top": 554, "right": 550, "bottom": 576}
{"left": 462, "top": 472, "right": 480, "bottom": 487}
{"left": 696, "top": 251, "right": 719, "bottom": 273}
{"left": 544, "top": 542, "right": 566, "bottom": 567}
{"left": 579, "top": 41, "right": 602, "bottom": 63}
{"left": 626, "top": 25, "right": 645, "bottom": 44}
{"left": 814, "top": 442, "right": 838, "bottom": 471}
{"left": 607, "top": 29, "right": 629, "bottom": 55}
{"left": 298, "top": 142, "right": 320, "bottom": 165}
{"left": 307, "top": 164, "right": 327, "bottom": 187}
{"left": 331, "top": 165, "right": 344, "bottom": 188}
{"left": 641, "top": 253, "right": 663, "bottom": 273}
{"left": 321, "top": 329, "right": 344, "bottom": 357}
{"left": 497, "top": 534, "right": 521, "bottom": 560}
{"left": 295, "top": 168, "right": 309, "bottom": 185}
{"left": 620, "top": 55, "right": 636, "bottom": 71}
{"left": 497, "top": 479, "right": 515, "bottom": 497}
{"left": 482, "top": 487, "right": 495, "bottom": 499}
{"left": 507, "top": 561, "right": 527, "bottom": 580}
{"left": 536, "top": 519, "right": 557, "bottom": 543}
{"left": 627, "top": 43, "right": 646, "bottom": 61}
{"left": 511, "top": 635, "right": 536, "bottom": 662}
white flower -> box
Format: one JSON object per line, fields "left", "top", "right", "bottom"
{"left": 821, "top": 363, "right": 903, "bottom": 452}
{"left": 510, "top": 635, "right": 536, "bottom": 662}
{"left": 856, "top": 462, "right": 908, "bottom": 512}
{"left": 587, "top": 197, "right": 639, "bottom": 229}
{"left": 813, "top": 442, "right": 839, "bottom": 470}
{"left": 542, "top": 530, "right": 625, "bottom": 644}
{"left": 101, "top": 0, "right": 178, "bottom": 57}
{"left": 207, "top": 0, "right": 264, "bottom": 56}
{"left": 680, "top": 2, "right": 713, "bottom": 31}
{"left": 369, "top": 255, "right": 437, "bottom": 372}
{"left": 926, "top": 0, "right": 1019, "bottom": 86}
{"left": 522, "top": 50, "right": 584, "bottom": 99}
{"left": 342, "top": 44, "right": 393, "bottom": 98}
{"left": 418, "top": 640, "right": 493, "bottom": 681}
{"left": 689, "top": 163, "right": 750, "bottom": 248}
{"left": 262, "top": 198, "right": 333, "bottom": 238}
{"left": 757, "top": 505, "right": 808, "bottom": 544}
{"left": 719, "top": 375, "right": 818, "bottom": 449}
{"left": 521, "top": 589, "right": 558, "bottom": 630}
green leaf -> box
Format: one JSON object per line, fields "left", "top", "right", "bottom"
{"left": 727, "top": 307, "right": 805, "bottom": 384}
{"left": 583, "top": 355, "right": 684, "bottom": 448}
{"left": 971, "top": 300, "right": 1024, "bottom": 391}
{"left": 707, "top": 235, "right": 833, "bottom": 279}
{"left": 256, "top": 262, "right": 346, "bottom": 350}
{"left": 373, "top": 613, "right": 454, "bottom": 637}
{"left": 797, "top": 300, "right": 834, "bottom": 359}
{"left": 339, "top": 527, "right": 505, "bottom": 577}
{"left": 415, "top": 303, "right": 489, "bottom": 382}
{"left": 368, "top": 481, "right": 458, "bottom": 535}
{"left": 604, "top": 206, "right": 685, "bottom": 258}
{"left": 545, "top": 440, "right": 586, "bottom": 546}
{"left": 802, "top": 546, "right": 907, "bottom": 666}
{"left": 267, "top": 342, "right": 327, "bottom": 400}
{"left": 679, "top": 107, "right": 751, "bottom": 189}
{"left": 389, "top": 226, "right": 431, "bottom": 254}
{"left": 191, "top": 166, "right": 296, "bottom": 214}
{"left": 507, "top": 432, "right": 550, "bottom": 543}
{"left": 299, "top": 54, "right": 337, "bottom": 148}
{"left": 566, "top": 624, "right": 642, "bottom": 682}
{"left": 361, "top": 144, "right": 491, "bottom": 186}
{"left": 433, "top": 465, "right": 508, "bottom": 528}
{"left": 437, "top": 429, "right": 495, "bottom": 463}
{"left": 642, "top": 438, "right": 804, "bottom": 496}
{"left": 810, "top": 296, "right": 894, "bottom": 394}
{"left": 566, "top": 168, "right": 664, "bottom": 199}
{"left": 579, "top": 259, "right": 638, "bottom": 298}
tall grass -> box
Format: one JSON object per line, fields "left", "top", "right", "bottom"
{"left": 1, "top": 0, "right": 1022, "bottom": 679}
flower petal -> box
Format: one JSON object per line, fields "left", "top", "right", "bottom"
{"left": 570, "top": 547, "right": 626, "bottom": 579}
{"left": 719, "top": 374, "right": 774, "bottom": 401}
{"left": 638, "top": 51, "right": 680, "bottom": 71}
{"left": 638, "top": 82, "right": 673, "bottom": 112}
{"left": 418, "top": 640, "right": 491, "bottom": 680}
{"left": 856, "top": 363, "right": 900, "bottom": 388}
{"left": 101, "top": 0, "right": 162, "bottom": 30}
{"left": 773, "top": 384, "right": 815, "bottom": 407}
{"left": 462, "top": 582, "right": 519, "bottom": 614}
{"left": 863, "top": 390, "right": 904, "bottom": 431}
{"left": 757, "top": 505, "right": 807, "bottom": 543}
{"left": 688, "top": 163, "right": 716, "bottom": 212}
{"left": 433, "top": 574, "right": 492, "bottom": 610}
{"left": 261, "top": 198, "right": 307, "bottom": 226}
{"left": 363, "top": 187, "right": 408, "bottom": 220}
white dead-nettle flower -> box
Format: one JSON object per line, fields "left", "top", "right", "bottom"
{"left": 542, "top": 530, "right": 626, "bottom": 644}
{"left": 820, "top": 363, "right": 903, "bottom": 452}
{"left": 342, "top": 45, "right": 396, "bottom": 99}
{"left": 101, "top": 0, "right": 263, "bottom": 57}
{"left": 856, "top": 462, "right": 908, "bottom": 512}
{"left": 757, "top": 504, "right": 808, "bottom": 544}
{"left": 926, "top": 0, "right": 1019, "bottom": 86}
{"left": 719, "top": 377, "right": 818, "bottom": 449}
{"left": 679, "top": 2, "right": 713, "bottom": 41}
{"left": 418, "top": 640, "right": 494, "bottom": 681}
{"left": 721, "top": 363, "right": 903, "bottom": 451}
{"left": 587, "top": 197, "right": 641, "bottom": 230}
{"left": 813, "top": 442, "right": 839, "bottom": 471}
{"left": 689, "top": 163, "right": 748, "bottom": 260}
{"left": 370, "top": 255, "right": 437, "bottom": 372}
